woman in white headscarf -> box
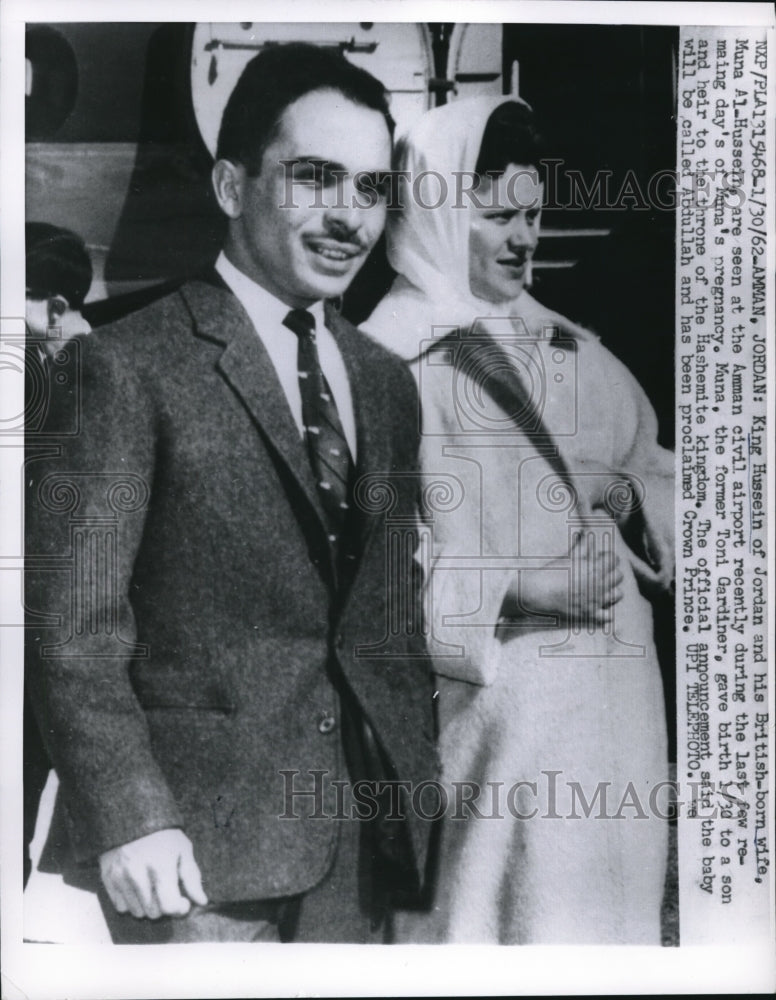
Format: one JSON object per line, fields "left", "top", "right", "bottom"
{"left": 365, "top": 97, "right": 674, "bottom": 944}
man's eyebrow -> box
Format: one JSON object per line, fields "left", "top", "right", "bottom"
{"left": 282, "top": 156, "right": 349, "bottom": 173}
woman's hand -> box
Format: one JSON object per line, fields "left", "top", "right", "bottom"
{"left": 563, "top": 531, "right": 625, "bottom": 625}
{"left": 505, "top": 531, "right": 624, "bottom": 627}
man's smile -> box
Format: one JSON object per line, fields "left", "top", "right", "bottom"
{"left": 304, "top": 235, "right": 366, "bottom": 273}
{"left": 305, "top": 236, "right": 363, "bottom": 259}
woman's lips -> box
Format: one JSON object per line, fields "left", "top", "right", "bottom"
{"left": 498, "top": 256, "right": 527, "bottom": 272}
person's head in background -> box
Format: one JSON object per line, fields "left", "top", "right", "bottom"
{"left": 26, "top": 222, "right": 92, "bottom": 356}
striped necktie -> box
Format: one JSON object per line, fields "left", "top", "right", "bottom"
{"left": 283, "top": 309, "right": 354, "bottom": 549}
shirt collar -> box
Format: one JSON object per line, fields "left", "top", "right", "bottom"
{"left": 215, "top": 251, "right": 325, "bottom": 333}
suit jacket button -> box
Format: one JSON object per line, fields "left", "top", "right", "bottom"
{"left": 318, "top": 713, "right": 337, "bottom": 735}
{"left": 335, "top": 633, "right": 344, "bottom": 649}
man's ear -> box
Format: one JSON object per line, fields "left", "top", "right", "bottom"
{"left": 212, "top": 159, "right": 244, "bottom": 219}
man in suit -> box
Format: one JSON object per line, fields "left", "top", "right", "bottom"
{"left": 24, "top": 222, "right": 94, "bottom": 887}
{"left": 26, "top": 43, "right": 436, "bottom": 944}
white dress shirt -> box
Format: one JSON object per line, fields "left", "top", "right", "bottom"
{"left": 215, "top": 252, "right": 357, "bottom": 459}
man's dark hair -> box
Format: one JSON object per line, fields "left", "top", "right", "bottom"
{"left": 475, "top": 101, "right": 544, "bottom": 177}
{"left": 26, "top": 222, "right": 92, "bottom": 309}
{"left": 216, "top": 42, "right": 394, "bottom": 175}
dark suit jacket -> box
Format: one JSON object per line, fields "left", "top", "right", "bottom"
{"left": 25, "top": 276, "right": 437, "bottom": 904}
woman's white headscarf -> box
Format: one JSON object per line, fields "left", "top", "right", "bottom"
{"left": 364, "top": 95, "right": 588, "bottom": 360}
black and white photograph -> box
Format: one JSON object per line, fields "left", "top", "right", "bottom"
{"left": 1, "top": 1, "right": 773, "bottom": 996}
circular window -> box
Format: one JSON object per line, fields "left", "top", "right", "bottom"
{"left": 25, "top": 26, "right": 79, "bottom": 140}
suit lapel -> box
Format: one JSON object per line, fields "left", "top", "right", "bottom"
{"left": 180, "top": 279, "right": 329, "bottom": 535}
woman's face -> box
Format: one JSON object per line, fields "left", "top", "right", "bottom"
{"left": 468, "top": 163, "right": 542, "bottom": 303}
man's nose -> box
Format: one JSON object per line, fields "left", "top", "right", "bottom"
{"left": 322, "top": 179, "right": 363, "bottom": 240}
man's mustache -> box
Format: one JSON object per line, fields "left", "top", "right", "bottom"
{"left": 308, "top": 227, "right": 369, "bottom": 254}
